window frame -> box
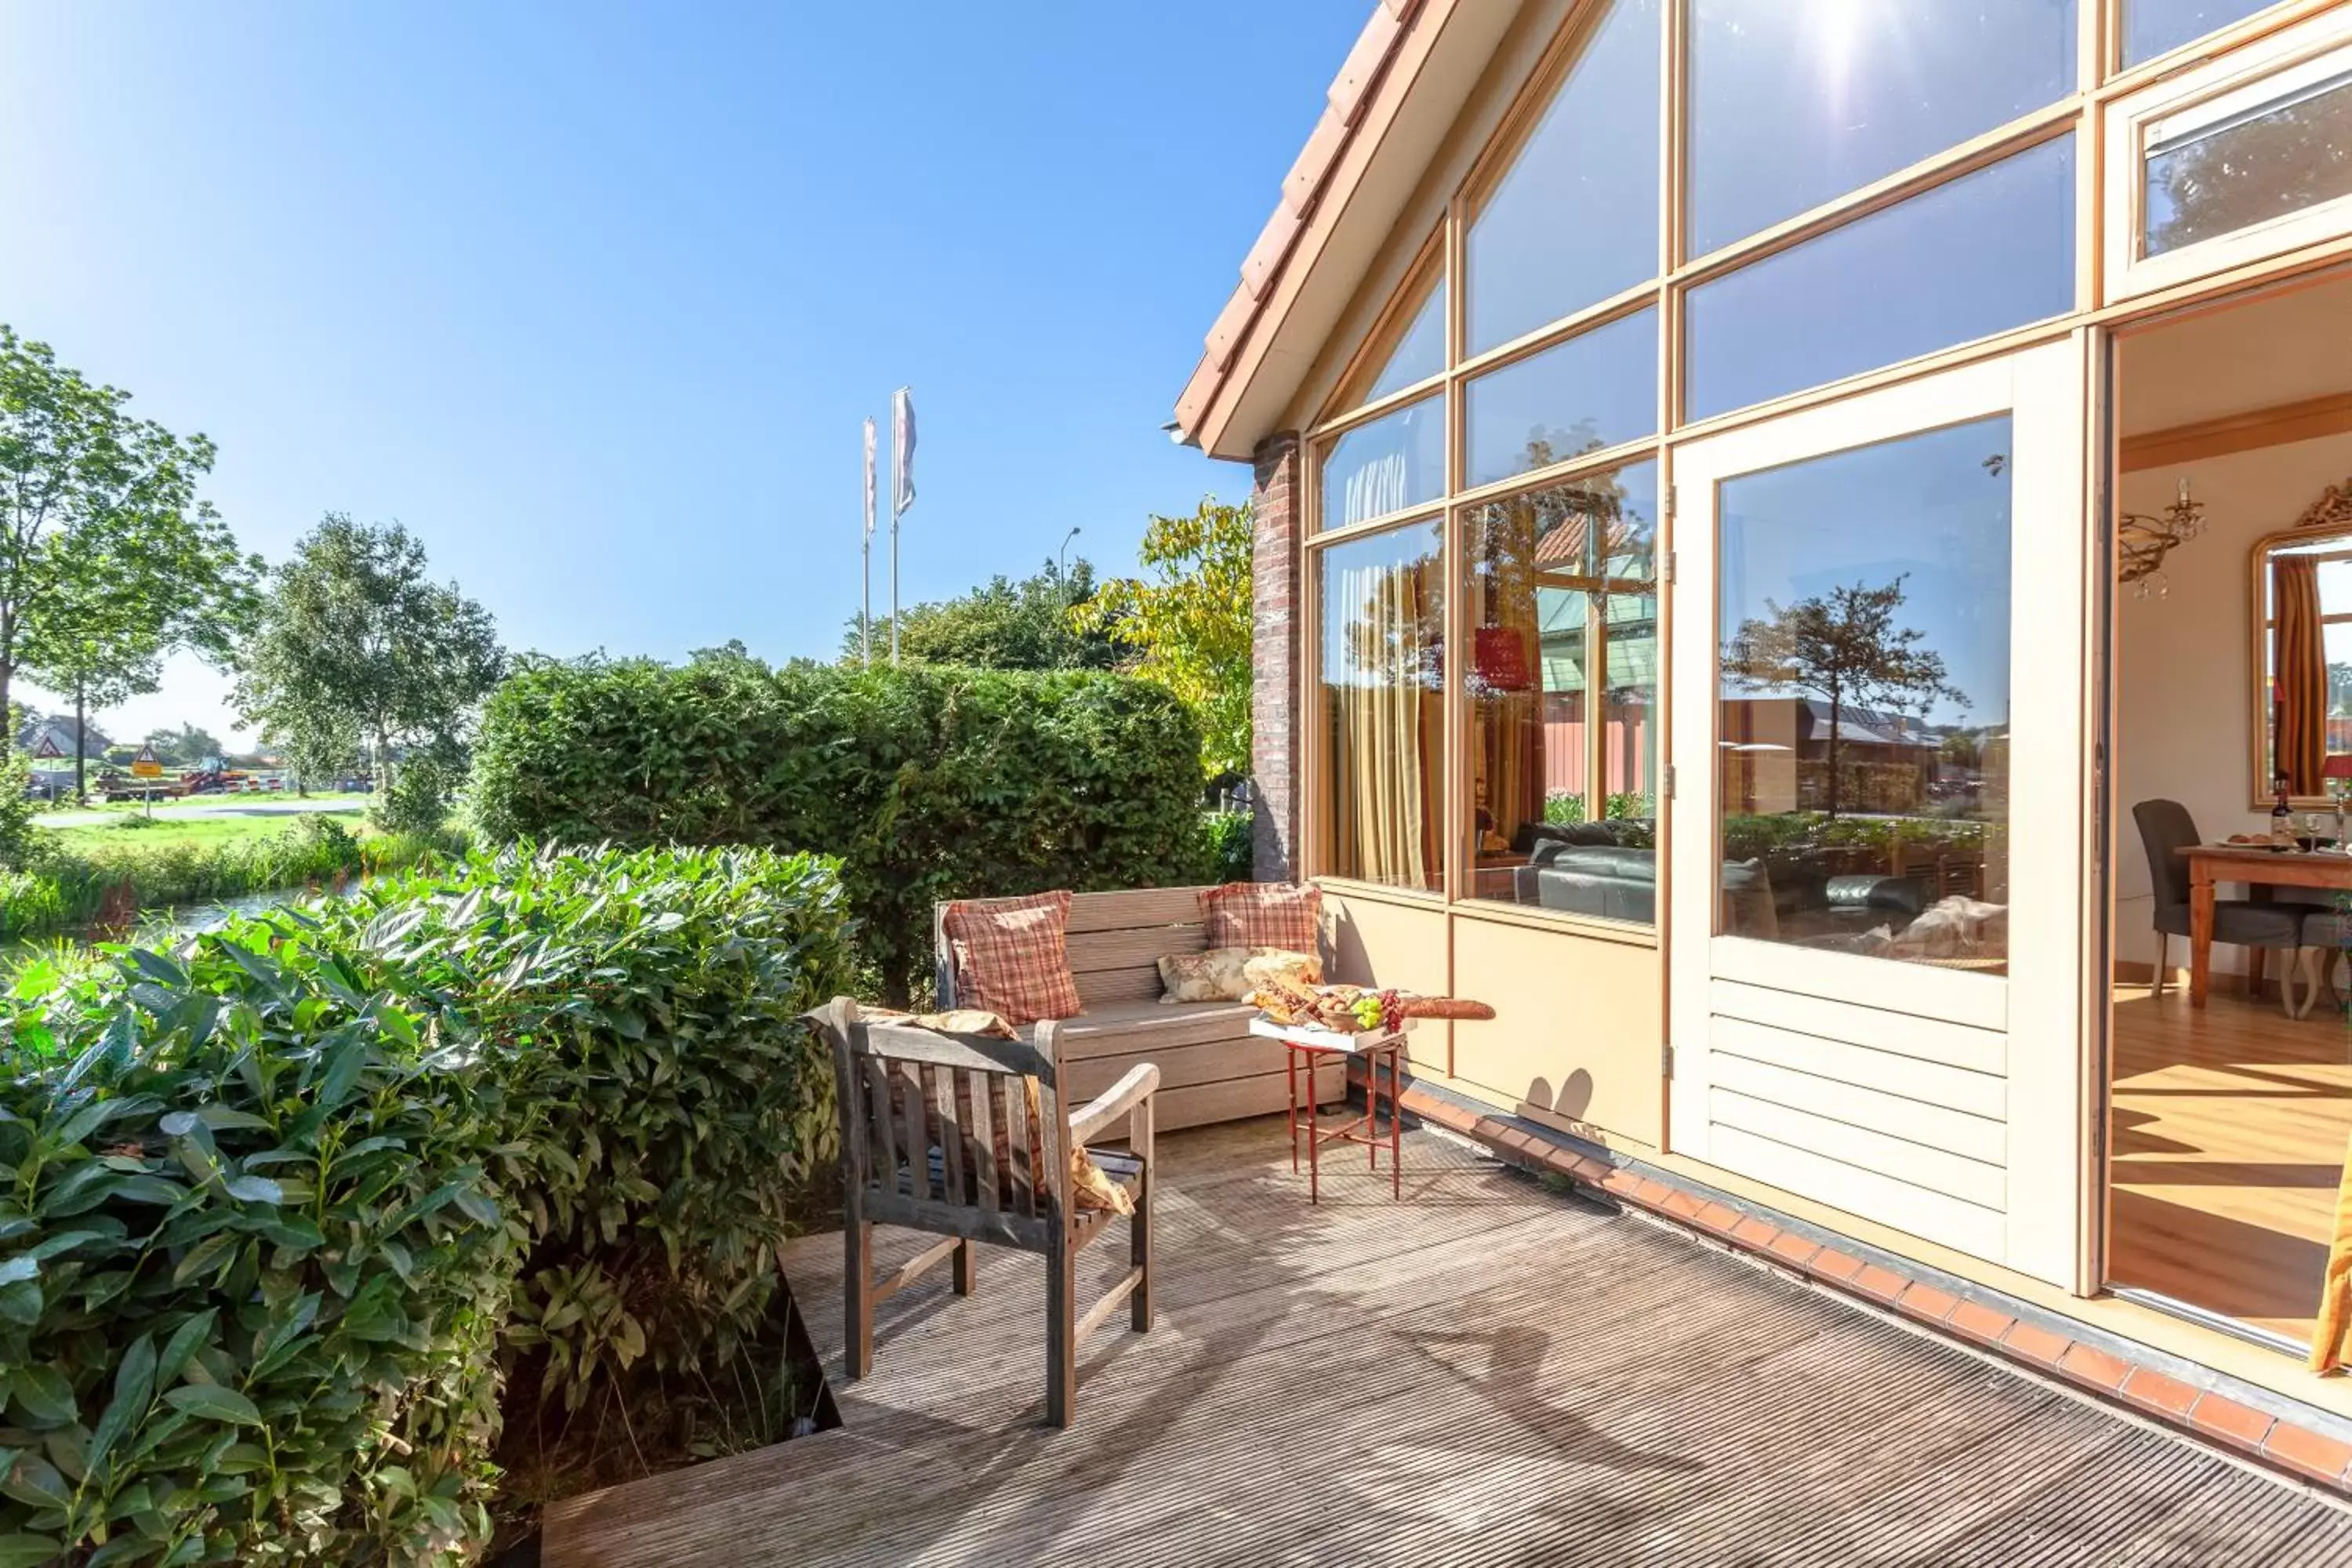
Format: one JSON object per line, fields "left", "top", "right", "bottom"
{"left": 2102, "top": 4, "right": 2352, "bottom": 300}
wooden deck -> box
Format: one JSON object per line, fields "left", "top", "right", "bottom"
{"left": 546, "top": 1120, "right": 2352, "bottom": 1567}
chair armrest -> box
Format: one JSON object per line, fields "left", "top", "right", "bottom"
{"left": 1068, "top": 1062, "right": 1160, "bottom": 1148}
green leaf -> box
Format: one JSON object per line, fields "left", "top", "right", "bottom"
{"left": 161, "top": 1385, "right": 260, "bottom": 1425}
{"left": 0, "top": 1534, "right": 64, "bottom": 1568}
{"left": 221, "top": 1174, "right": 281, "bottom": 1204}
{"left": 157, "top": 1307, "right": 218, "bottom": 1388}
{"left": 89, "top": 1333, "right": 157, "bottom": 1472}
{"left": 172, "top": 1231, "right": 239, "bottom": 1286}
{"left": 11, "top": 1365, "right": 78, "bottom": 1425}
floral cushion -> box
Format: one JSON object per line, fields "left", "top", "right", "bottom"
{"left": 942, "top": 891, "right": 1083, "bottom": 1025}
{"left": 1201, "top": 881, "right": 1322, "bottom": 955}
{"left": 1156, "top": 946, "right": 1322, "bottom": 1004}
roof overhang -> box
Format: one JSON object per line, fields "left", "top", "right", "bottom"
{"left": 1174, "top": 0, "right": 1530, "bottom": 462}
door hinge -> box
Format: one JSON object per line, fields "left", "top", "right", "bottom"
{"left": 1664, "top": 549, "right": 1678, "bottom": 586}
{"left": 1662, "top": 1042, "right": 1675, "bottom": 1076}
{"left": 1665, "top": 483, "right": 1678, "bottom": 521}
{"left": 1663, "top": 763, "right": 1677, "bottom": 800}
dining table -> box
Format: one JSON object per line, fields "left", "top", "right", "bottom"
{"left": 2178, "top": 841, "right": 2352, "bottom": 1007}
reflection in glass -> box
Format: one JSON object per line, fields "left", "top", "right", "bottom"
{"left": 1465, "top": 0, "right": 1660, "bottom": 356}
{"left": 2125, "top": 0, "right": 2278, "bottom": 67}
{"left": 1716, "top": 419, "right": 2013, "bottom": 971}
{"left": 1686, "top": 137, "right": 2074, "bottom": 421}
{"left": 1320, "top": 397, "right": 1444, "bottom": 532}
{"left": 1320, "top": 521, "right": 1446, "bottom": 891}
{"left": 2146, "top": 71, "right": 2352, "bottom": 256}
{"left": 1358, "top": 266, "right": 1447, "bottom": 406}
{"left": 1465, "top": 463, "right": 1659, "bottom": 923}
{"left": 1465, "top": 308, "right": 1658, "bottom": 489}
{"left": 1689, "top": 0, "right": 2075, "bottom": 257}
{"left": 2256, "top": 533, "right": 2352, "bottom": 796}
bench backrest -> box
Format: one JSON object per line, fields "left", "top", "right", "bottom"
{"left": 935, "top": 887, "right": 1213, "bottom": 1012}
{"left": 810, "top": 998, "right": 1067, "bottom": 1253}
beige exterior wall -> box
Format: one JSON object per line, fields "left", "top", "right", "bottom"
{"left": 1326, "top": 890, "right": 1662, "bottom": 1149}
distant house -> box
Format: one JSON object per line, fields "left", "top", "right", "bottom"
{"left": 17, "top": 713, "right": 111, "bottom": 760}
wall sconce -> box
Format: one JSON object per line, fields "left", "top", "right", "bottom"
{"left": 2119, "top": 477, "right": 2206, "bottom": 597}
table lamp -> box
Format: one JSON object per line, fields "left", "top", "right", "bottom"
{"left": 2326, "top": 754, "right": 2352, "bottom": 840}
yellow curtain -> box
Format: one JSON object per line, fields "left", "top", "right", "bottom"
{"left": 2277, "top": 555, "right": 2326, "bottom": 794}
{"left": 1334, "top": 557, "right": 1436, "bottom": 887}
{"left": 1479, "top": 500, "right": 1544, "bottom": 844}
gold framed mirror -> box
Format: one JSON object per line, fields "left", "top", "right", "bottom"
{"left": 2250, "top": 477, "right": 2352, "bottom": 808}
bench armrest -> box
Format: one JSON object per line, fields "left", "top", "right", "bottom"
{"left": 1068, "top": 1062, "right": 1161, "bottom": 1148}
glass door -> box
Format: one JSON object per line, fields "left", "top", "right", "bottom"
{"left": 1668, "top": 343, "right": 2091, "bottom": 1287}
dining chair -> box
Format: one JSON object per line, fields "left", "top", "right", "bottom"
{"left": 2134, "top": 799, "right": 2308, "bottom": 1015}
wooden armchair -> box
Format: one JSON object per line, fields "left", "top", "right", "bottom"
{"left": 805, "top": 997, "right": 1160, "bottom": 1426}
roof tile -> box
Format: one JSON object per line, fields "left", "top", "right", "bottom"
{"left": 1329, "top": 7, "right": 1404, "bottom": 126}
{"left": 1205, "top": 287, "right": 1260, "bottom": 372}
{"left": 1240, "top": 202, "right": 1305, "bottom": 303}
{"left": 1283, "top": 107, "right": 1350, "bottom": 219}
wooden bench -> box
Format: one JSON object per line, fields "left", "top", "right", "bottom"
{"left": 935, "top": 886, "right": 1341, "bottom": 1131}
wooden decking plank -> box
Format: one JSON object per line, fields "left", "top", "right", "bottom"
{"left": 545, "top": 1121, "right": 2352, "bottom": 1568}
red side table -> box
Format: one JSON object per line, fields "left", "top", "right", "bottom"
{"left": 1249, "top": 1018, "right": 1410, "bottom": 1203}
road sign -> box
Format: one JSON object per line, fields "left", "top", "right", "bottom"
{"left": 30, "top": 732, "right": 60, "bottom": 760}
{"left": 132, "top": 744, "right": 163, "bottom": 779}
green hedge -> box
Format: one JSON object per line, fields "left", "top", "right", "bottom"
{"left": 0, "top": 842, "right": 852, "bottom": 1564}
{"left": 468, "top": 657, "right": 1211, "bottom": 1000}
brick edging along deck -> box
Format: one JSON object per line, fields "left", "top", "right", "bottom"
{"left": 1373, "top": 1068, "right": 2352, "bottom": 1497}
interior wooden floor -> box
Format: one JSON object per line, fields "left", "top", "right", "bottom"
{"left": 2109, "top": 979, "right": 2352, "bottom": 1348}
{"left": 546, "top": 1120, "right": 2352, "bottom": 1567}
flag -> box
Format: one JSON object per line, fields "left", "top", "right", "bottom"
{"left": 862, "top": 417, "right": 877, "bottom": 541}
{"left": 891, "top": 387, "right": 916, "bottom": 517}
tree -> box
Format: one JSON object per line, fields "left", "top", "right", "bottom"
{"left": 142, "top": 723, "right": 227, "bottom": 768}
{"left": 2151, "top": 96, "right": 2352, "bottom": 255}
{"left": 844, "top": 558, "right": 1122, "bottom": 671}
{"left": 235, "top": 515, "right": 505, "bottom": 800}
{"left": 1724, "top": 575, "right": 1966, "bottom": 819}
{"left": 1073, "top": 499, "right": 1254, "bottom": 777}
{"left": 0, "top": 325, "right": 260, "bottom": 732}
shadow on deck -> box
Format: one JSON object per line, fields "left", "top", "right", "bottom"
{"left": 544, "top": 1119, "right": 2352, "bottom": 1566}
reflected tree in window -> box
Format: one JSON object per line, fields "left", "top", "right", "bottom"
{"left": 2147, "top": 80, "right": 2352, "bottom": 256}
{"left": 1724, "top": 575, "right": 1967, "bottom": 820}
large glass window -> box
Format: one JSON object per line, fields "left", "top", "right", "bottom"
{"left": 1465, "top": 463, "right": 1659, "bottom": 922}
{"left": 1465, "top": 0, "right": 1660, "bottom": 356}
{"left": 2125, "top": 0, "right": 2279, "bottom": 67}
{"left": 1356, "top": 262, "right": 1447, "bottom": 406}
{"left": 2144, "top": 65, "right": 2352, "bottom": 256}
{"left": 1688, "top": 0, "right": 2077, "bottom": 258}
{"left": 1320, "top": 521, "right": 1446, "bottom": 891}
{"left": 1715, "top": 418, "right": 2013, "bottom": 970}
{"left": 1464, "top": 308, "right": 1658, "bottom": 490}
{"left": 1320, "top": 397, "right": 1444, "bottom": 532}
{"left": 1686, "top": 136, "right": 2074, "bottom": 421}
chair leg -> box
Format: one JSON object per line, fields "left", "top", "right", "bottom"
{"left": 2151, "top": 933, "right": 2168, "bottom": 997}
{"left": 952, "top": 1238, "right": 976, "bottom": 1296}
{"left": 1046, "top": 1244, "right": 1076, "bottom": 1428}
{"left": 844, "top": 1221, "right": 875, "bottom": 1381}
{"left": 1131, "top": 1100, "right": 1155, "bottom": 1334}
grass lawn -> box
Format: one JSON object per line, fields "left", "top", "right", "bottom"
{"left": 46, "top": 808, "right": 367, "bottom": 856}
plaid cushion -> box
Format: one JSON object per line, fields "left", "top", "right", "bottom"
{"left": 944, "top": 891, "right": 1083, "bottom": 1025}
{"left": 1202, "top": 882, "right": 1322, "bottom": 955}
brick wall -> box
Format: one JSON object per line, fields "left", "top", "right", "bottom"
{"left": 1251, "top": 433, "right": 1302, "bottom": 880}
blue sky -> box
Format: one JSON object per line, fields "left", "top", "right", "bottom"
{"left": 0, "top": 2, "right": 1364, "bottom": 745}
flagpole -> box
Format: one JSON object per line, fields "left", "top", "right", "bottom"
{"left": 862, "top": 417, "right": 876, "bottom": 668}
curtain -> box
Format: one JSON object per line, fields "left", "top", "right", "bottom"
{"left": 1332, "top": 557, "right": 1438, "bottom": 887}
{"left": 2312, "top": 1127, "right": 2352, "bottom": 1373}
{"left": 1476, "top": 500, "right": 1544, "bottom": 845}
{"left": 2276, "top": 555, "right": 2326, "bottom": 794}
